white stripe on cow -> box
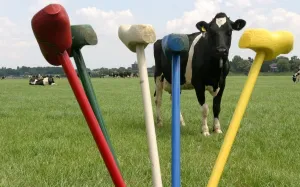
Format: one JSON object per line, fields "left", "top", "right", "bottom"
{"left": 185, "top": 33, "right": 203, "bottom": 84}
{"left": 42, "top": 78, "right": 48, "bottom": 85}
{"left": 216, "top": 17, "right": 227, "bottom": 28}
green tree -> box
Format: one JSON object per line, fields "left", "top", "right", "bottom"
{"left": 277, "top": 58, "right": 290, "bottom": 72}
{"left": 230, "top": 55, "right": 243, "bottom": 72}
{"left": 238, "top": 59, "right": 251, "bottom": 73}
{"left": 289, "top": 56, "right": 300, "bottom": 71}
{"left": 261, "top": 60, "right": 274, "bottom": 72}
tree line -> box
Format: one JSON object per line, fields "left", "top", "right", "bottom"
{"left": 1, "top": 55, "right": 299, "bottom": 77}
{"left": 230, "top": 55, "right": 300, "bottom": 73}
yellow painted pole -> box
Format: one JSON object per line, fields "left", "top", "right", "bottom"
{"left": 207, "top": 51, "right": 264, "bottom": 187}
{"left": 207, "top": 28, "right": 294, "bottom": 187}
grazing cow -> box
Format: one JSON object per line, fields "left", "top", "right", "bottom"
{"left": 29, "top": 76, "right": 56, "bottom": 86}
{"left": 292, "top": 70, "right": 300, "bottom": 83}
{"left": 131, "top": 73, "right": 138, "bottom": 78}
{"left": 119, "top": 71, "right": 131, "bottom": 78}
{"left": 153, "top": 12, "right": 246, "bottom": 136}
{"left": 1, "top": 76, "right": 5, "bottom": 80}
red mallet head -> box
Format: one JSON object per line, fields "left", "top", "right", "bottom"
{"left": 31, "top": 4, "right": 72, "bottom": 66}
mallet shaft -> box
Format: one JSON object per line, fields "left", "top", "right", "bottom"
{"left": 59, "top": 51, "right": 126, "bottom": 187}
{"left": 72, "top": 49, "right": 120, "bottom": 169}
{"left": 171, "top": 54, "right": 181, "bottom": 187}
{"left": 136, "top": 45, "right": 163, "bottom": 187}
{"left": 207, "top": 52, "right": 266, "bottom": 187}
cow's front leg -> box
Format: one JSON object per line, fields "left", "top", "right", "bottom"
{"left": 180, "top": 111, "right": 186, "bottom": 126}
{"left": 155, "top": 76, "right": 164, "bottom": 127}
{"left": 194, "top": 84, "right": 209, "bottom": 136}
{"left": 213, "top": 83, "right": 225, "bottom": 134}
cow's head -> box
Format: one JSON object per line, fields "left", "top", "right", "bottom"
{"left": 196, "top": 12, "right": 246, "bottom": 60}
{"left": 292, "top": 72, "right": 299, "bottom": 83}
{"left": 292, "top": 74, "right": 296, "bottom": 82}
{"left": 48, "top": 76, "right": 55, "bottom": 85}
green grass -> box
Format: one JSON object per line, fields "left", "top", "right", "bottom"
{"left": 1, "top": 76, "right": 300, "bottom": 187}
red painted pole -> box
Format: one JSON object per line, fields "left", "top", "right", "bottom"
{"left": 59, "top": 51, "right": 126, "bottom": 186}
{"left": 31, "top": 4, "right": 126, "bottom": 186}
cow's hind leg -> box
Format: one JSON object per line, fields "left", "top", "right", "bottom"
{"left": 194, "top": 84, "right": 209, "bottom": 136}
{"left": 212, "top": 82, "right": 225, "bottom": 134}
{"left": 155, "top": 75, "right": 164, "bottom": 127}
{"left": 169, "top": 94, "right": 186, "bottom": 126}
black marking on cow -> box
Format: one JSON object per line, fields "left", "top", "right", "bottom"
{"left": 292, "top": 70, "right": 300, "bottom": 83}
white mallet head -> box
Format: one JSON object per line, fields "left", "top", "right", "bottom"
{"left": 118, "top": 24, "right": 156, "bottom": 52}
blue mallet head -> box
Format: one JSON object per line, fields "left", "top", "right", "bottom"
{"left": 161, "top": 33, "right": 189, "bottom": 60}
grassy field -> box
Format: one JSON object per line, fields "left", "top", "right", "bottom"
{"left": 1, "top": 76, "right": 300, "bottom": 187}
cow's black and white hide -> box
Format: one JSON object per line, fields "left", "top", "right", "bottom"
{"left": 153, "top": 12, "right": 246, "bottom": 136}
{"left": 29, "top": 76, "right": 56, "bottom": 86}
{"left": 292, "top": 70, "right": 300, "bottom": 83}
{"left": 1, "top": 76, "right": 5, "bottom": 80}
{"left": 131, "top": 73, "right": 138, "bottom": 78}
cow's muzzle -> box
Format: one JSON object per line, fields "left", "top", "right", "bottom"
{"left": 216, "top": 47, "right": 228, "bottom": 56}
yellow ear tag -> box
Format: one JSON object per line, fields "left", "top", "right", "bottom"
{"left": 201, "top": 26, "right": 206, "bottom": 32}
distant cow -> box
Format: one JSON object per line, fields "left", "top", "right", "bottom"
{"left": 292, "top": 70, "right": 300, "bottom": 83}
{"left": 119, "top": 71, "right": 131, "bottom": 78}
{"left": 1, "top": 76, "right": 5, "bottom": 80}
{"left": 29, "top": 76, "right": 56, "bottom": 86}
{"left": 153, "top": 12, "right": 246, "bottom": 136}
{"left": 131, "top": 73, "right": 138, "bottom": 77}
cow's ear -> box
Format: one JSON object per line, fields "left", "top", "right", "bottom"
{"left": 231, "top": 19, "right": 246, "bottom": 31}
{"left": 196, "top": 21, "right": 209, "bottom": 33}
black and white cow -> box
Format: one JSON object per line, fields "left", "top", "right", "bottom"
{"left": 292, "top": 70, "right": 300, "bottom": 83}
{"left": 131, "top": 73, "right": 138, "bottom": 78}
{"left": 29, "top": 76, "right": 56, "bottom": 86}
{"left": 153, "top": 12, "right": 246, "bottom": 136}
{"left": 1, "top": 76, "right": 5, "bottom": 80}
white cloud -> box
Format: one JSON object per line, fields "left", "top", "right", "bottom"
{"left": 165, "top": 0, "right": 300, "bottom": 60}
{"left": 225, "top": 2, "right": 234, "bottom": 7}
{"left": 28, "top": 0, "right": 67, "bottom": 15}
{"left": 166, "top": 0, "right": 221, "bottom": 33}
{"left": 227, "top": 0, "right": 252, "bottom": 8}
{"left": 254, "top": 0, "right": 276, "bottom": 4}
{"left": 0, "top": 17, "right": 35, "bottom": 61}
{"left": 63, "top": 7, "right": 138, "bottom": 69}
{"left": 75, "top": 7, "right": 135, "bottom": 36}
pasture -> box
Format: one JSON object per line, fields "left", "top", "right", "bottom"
{"left": 0, "top": 76, "right": 300, "bottom": 187}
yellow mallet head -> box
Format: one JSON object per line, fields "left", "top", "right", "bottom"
{"left": 239, "top": 28, "right": 294, "bottom": 60}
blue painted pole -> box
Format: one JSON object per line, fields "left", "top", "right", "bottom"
{"left": 172, "top": 54, "right": 181, "bottom": 187}
{"left": 161, "top": 33, "right": 189, "bottom": 187}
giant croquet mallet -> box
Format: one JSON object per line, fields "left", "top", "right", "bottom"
{"left": 207, "top": 28, "right": 294, "bottom": 187}
{"left": 67, "top": 24, "right": 120, "bottom": 169}
{"left": 31, "top": 4, "right": 125, "bottom": 186}
{"left": 118, "top": 24, "right": 163, "bottom": 187}
{"left": 161, "top": 33, "right": 189, "bottom": 187}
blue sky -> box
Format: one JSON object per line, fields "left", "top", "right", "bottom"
{"left": 0, "top": 0, "right": 299, "bottom": 69}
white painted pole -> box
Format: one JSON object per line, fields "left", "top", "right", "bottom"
{"left": 118, "top": 24, "right": 162, "bottom": 186}
{"left": 136, "top": 44, "right": 163, "bottom": 187}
